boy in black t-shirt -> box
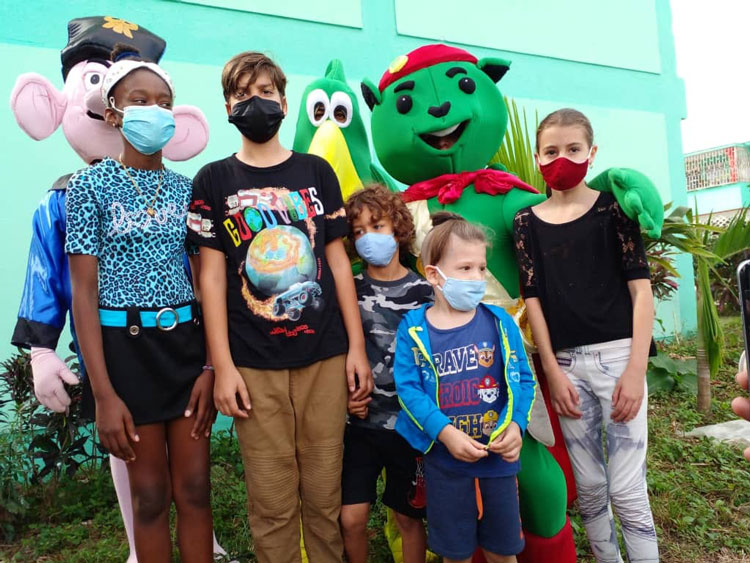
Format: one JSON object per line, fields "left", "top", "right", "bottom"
{"left": 188, "top": 52, "right": 373, "bottom": 563}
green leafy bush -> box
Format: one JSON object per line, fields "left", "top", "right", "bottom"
{"left": 0, "top": 350, "right": 105, "bottom": 541}
{"left": 647, "top": 351, "right": 698, "bottom": 395}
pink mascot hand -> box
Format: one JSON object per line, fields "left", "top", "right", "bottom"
{"left": 10, "top": 73, "right": 67, "bottom": 140}
{"left": 163, "top": 105, "right": 210, "bottom": 161}
{"left": 30, "top": 347, "right": 79, "bottom": 413}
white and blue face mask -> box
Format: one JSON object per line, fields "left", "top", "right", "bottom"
{"left": 435, "top": 266, "right": 486, "bottom": 311}
{"left": 111, "top": 102, "right": 175, "bottom": 155}
{"left": 354, "top": 232, "right": 398, "bottom": 267}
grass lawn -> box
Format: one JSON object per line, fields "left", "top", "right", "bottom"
{"left": 1, "top": 317, "right": 749, "bottom": 562}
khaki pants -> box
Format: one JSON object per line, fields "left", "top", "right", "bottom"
{"left": 236, "top": 354, "right": 348, "bottom": 563}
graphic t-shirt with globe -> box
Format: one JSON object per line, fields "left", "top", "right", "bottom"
{"left": 188, "top": 152, "right": 348, "bottom": 369}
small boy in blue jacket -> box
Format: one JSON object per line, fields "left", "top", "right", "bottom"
{"left": 394, "top": 213, "right": 536, "bottom": 563}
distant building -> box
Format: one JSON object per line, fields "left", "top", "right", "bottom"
{"left": 685, "top": 143, "right": 750, "bottom": 225}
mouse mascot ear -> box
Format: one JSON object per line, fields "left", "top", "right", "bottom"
{"left": 163, "top": 105, "right": 210, "bottom": 161}
{"left": 477, "top": 57, "right": 511, "bottom": 83}
{"left": 10, "top": 73, "right": 68, "bottom": 140}
{"left": 360, "top": 78, "right": 382, "bottom": 111}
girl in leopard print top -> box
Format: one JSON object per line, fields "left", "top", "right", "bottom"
{"left": 66, "top": 46, "right": 214, "bottom": 560}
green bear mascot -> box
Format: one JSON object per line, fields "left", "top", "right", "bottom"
{"left": 360, "top": 43, "right": 664, "bottom": 563}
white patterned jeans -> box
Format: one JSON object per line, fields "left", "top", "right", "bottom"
{"left": 556, "top": 338, "right": 659, "bottom": 563}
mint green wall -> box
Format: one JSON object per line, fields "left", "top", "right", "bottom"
{"left": 394, "top": 0, "right": 661, "bottom": 73}
{"left": 1, "top": 0, "right": 694, "bottom": 367}
{"left": 689, "top": 183, "right": 750, "bottom": 215}
{"left": 174, "top": 0, "right": 363, "bottom": 28}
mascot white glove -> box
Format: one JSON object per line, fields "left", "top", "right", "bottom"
{"left": 30, "top": 346, "right": 79, "bottom": 412}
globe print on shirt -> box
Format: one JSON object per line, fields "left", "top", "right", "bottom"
{"left": 186, "top": 152, "right": 349, "bottom": 369}
{"left": 245, "top": 225, "right": 322, "bottom": 321}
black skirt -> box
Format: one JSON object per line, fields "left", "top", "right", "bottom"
{"left": 82, "top": 310, "right": 205, "bottom": 426}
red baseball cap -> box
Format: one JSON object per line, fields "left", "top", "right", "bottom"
{"left": 378, "top": 43, "right": 477, "bottom": 92}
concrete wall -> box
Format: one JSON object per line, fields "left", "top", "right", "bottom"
{"left": 689, "top": 182, "right": 750, "bottom": 217}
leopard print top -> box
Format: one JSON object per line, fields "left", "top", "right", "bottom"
{"left": 65, "top": 157, "right": 194, "bottom": 308}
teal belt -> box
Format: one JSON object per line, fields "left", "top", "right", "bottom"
{"left": 99, "top": 304, "right": 194, "bottom": 332}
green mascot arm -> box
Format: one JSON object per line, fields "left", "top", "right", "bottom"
{"left": 589, "top": 168, "right": 664, "bottom": 238}
{"left": 501, "top": 184, "right": 546, "bottom": 236}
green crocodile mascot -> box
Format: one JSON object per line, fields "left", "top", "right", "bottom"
{"left": 360, "top": 43, "right": 664, "bottom": 563}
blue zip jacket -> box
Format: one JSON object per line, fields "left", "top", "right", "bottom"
{"left": 394, "top": 302, "right": 537, "bottom": 454}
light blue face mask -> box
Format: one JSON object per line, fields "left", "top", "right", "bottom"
{"left": 114, "top": 104, "right": 176, "bottom": 155}
{"left": 354, "top": 232, "right": 398, "bottom": 267}
{"left": 435, "top": 266, "right": 486, "bottom": 311}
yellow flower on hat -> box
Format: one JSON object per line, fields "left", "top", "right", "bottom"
{"left": 388, "top": 54, "right": 408, "bottom": 74}
{"left": 102, "top": 16, "right": 139, "bottom": 39}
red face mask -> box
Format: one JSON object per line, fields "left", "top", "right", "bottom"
{"left": 539, "top": 152, "right": 590, "bottom": 191}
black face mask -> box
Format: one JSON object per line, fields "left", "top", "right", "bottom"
{"left": 228, "top": 96, "right": 284, "bottom": 143}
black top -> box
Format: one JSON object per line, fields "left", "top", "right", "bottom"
{"left": 513, "top": 191, "right": 652, "bottom": 352}
{"left": 187, "top": 152, "right": 349, "bottom": 369}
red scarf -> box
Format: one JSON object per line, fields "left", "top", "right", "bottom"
{"left": 401, "top": 169, "right": 539, "bottom": 204}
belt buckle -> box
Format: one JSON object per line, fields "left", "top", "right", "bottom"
{"left": 155, "top": 307, "right": 179, "bottom": 331}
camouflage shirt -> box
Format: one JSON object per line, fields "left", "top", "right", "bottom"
{"left": 353, "top": 270, "right": 433, "bottom": 430}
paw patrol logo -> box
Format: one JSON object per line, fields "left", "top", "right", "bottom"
{"left": 474, "top": 342, "right": 495, "bottom": 368}
{"left": 477, "top": 375, "right": 500, "bottom": 403}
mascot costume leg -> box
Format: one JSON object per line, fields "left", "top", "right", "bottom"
{"left": 9, "top": 16, "right": 224, "bottom": 562}
{"left": 357, "top": 44, "right": 664, "bottom": 563}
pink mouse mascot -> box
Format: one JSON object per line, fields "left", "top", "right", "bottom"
{"left": 8, "top": 16, "right": 223, "bottom": 562}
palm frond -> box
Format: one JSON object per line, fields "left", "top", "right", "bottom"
{"left": 707, "top": 260, "right": 738, "bottom": 303}
{"left": 490, "top": 97, "right": 545, "bottom": 191}
{"left": 648, "top": 254, "right": 680, "bottom": 276}
{"left": 696, "top": 258, "right": 724, "bottom": 375}
{"left": 711, "top": 208, "right": 750, "bottom": 261}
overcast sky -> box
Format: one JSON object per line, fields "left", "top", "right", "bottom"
{"left": 672, "top": 0, "right": 750, "bottom": 153}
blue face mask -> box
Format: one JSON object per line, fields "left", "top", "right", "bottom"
{"left": 115, "top": 104, "right": 175, "bottom": 155}
{"left": 354, "top": 232, "right": 398, "bottom": 267}
{"left": 435, "top": 266, "right": 486, "bottom": 311}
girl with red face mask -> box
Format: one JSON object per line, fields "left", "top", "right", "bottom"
{"left": 512, "top": 108, "right": 659, "bottom": 563}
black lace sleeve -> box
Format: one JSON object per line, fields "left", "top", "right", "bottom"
{"left": 512, "top": 208, "right": 539, "bottom": 298}
{"left": 612, "top": 200, "right": 650, "bottom": 280}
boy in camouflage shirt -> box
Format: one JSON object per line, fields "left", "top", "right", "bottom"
{"left": 341, "top": 185, "right": 433, "bottom": 563}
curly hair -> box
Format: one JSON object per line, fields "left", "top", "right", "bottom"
{"left": 345, "top": 184, "right": 415, "bottom": 258}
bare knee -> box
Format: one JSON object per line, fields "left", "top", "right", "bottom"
{"left": 482, "top": 552, "right": 516, "bottom": 563}
{"left": 132, "top": 482, "right": 171, "bottom": 525}
{"left": 173, "top": 471, "right": 211, "bottom": 512}
{"left": 393, "top": 511, "right": 423, "bottom": 535}
{"left": 340, "top": 504, "right": 369, "bottom": 537}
